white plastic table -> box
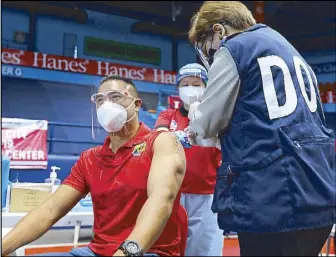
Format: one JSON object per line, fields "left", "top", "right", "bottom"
{"left": 2, "top": 211, "right": 94, "bottom": 256}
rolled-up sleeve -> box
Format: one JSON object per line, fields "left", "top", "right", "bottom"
{"left": 190, "top": 46, "right": 241, "bottom": 138}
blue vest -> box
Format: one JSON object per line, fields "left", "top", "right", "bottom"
{"left": 213, "top": 24, "right": 336, "bottom": 233}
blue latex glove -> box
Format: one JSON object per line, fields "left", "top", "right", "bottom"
{"left": 174, "top": 130, "right": 192, "bottom": 149}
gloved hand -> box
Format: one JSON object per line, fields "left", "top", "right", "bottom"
{"left": 174, "top": 130, "right": 193, "bottom": 149}
{"left": 184, "top": 126, "right": 197, "bottom": 146}
{"left": 184, "top": 126, "right": 221, "bottom": 149}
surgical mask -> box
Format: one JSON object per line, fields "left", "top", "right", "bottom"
{"left": 97, "top": 101, "right": 135, "bottom": 133}
{"left": 179, "top": 86, "right": 205, "bottom": 106}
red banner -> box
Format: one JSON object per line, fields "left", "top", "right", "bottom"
{"left": 319, "top": 82, "right": 336, "bottom": 104}
{"left": 1, "top": 118, "right": 48, "bottom": 169}
{"left": 1, "top": 48, "right": 177, "bottom": 85}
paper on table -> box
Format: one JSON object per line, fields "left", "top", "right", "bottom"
{"left": 9, "top": 183, "right": 53, "bottom": 213}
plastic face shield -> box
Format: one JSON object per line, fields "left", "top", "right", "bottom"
{"left": 195, "top": 43, "right": 211, "bottom": 71}
{"left": 90, "top": 85, "right": 102, "bottom": 141}
{"left": 91, "top": 90, "right": 131, "bottom": 107}
{"left": 177, "top": 68, "right": 208, "bottom": 86}
{"left": 195, "top": 29, "right": 219, "bottom": 71}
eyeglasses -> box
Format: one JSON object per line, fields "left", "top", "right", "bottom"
{"left": 90, "top": 90, "right": 132, "bottom": 105}
{"left": 195, "top": 33, "right": 211, "bottom": 70}
{"left": 196, "top": 31, "right": 213, "bottom": 54}
{"left": 194, "top": 21, "right": 230, "bottom": 70}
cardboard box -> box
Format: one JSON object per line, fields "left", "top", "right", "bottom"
{"left": 9, "top": 183, "right": 53, "bottom": 213}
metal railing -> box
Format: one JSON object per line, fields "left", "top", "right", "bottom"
{"left": 47, "top": 113, "right": 160, "bottom": 154}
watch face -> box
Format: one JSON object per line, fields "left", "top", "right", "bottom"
{"left": 126, "top": 242, "right": 140, "bottom": 254}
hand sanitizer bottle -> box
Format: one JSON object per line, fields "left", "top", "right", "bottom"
{"left": 45, "top": 166, "right": 61, "bottom": 193}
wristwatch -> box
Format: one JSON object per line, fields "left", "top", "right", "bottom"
{"left": 118, "top": 240, "right": 144, "bottom": 256}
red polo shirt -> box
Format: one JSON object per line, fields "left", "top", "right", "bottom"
{"left": 63, "top": 123, "right": 186, "bottom": 256}
{"left": 155, "top": 107, "right": 221, "bottom": 195}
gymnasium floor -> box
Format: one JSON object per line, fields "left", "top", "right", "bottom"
{"left": 222, "top": 236, "right": 335, "bottom": 256}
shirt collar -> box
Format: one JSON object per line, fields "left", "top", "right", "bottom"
{"left": 99, "top": 122, "right": 151, "bottom": 156}
{"left": 245, "top": 23, "right": 267, "bottom": 32}
{"left": 223, "top": 24, "right": 268, "bottom": 43}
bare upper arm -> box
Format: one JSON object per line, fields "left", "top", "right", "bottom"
{"left": 42, "top": 185, "right": 85, "bottom": 221}
{"left": 147, "top": 132, "right": 186, "bottom": 200}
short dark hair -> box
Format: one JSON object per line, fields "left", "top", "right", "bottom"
{"left": 99, "top": 75, "right": 138, "bottom": 97}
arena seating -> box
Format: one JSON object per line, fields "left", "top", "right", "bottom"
{"left": 138, "top": 109, "right": 158, "bottom": 129}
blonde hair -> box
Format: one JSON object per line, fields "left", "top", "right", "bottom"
{"left": 189, "top": 1, "right": 256, "bottom": 44}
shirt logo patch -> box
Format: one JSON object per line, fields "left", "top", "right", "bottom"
{"left": 132, "top": 142, "right": 147, "bottom": 156}
{"left": 169, "top": 120, "right": 177, "bottom": 131}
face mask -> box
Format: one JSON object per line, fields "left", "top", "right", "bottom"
{"left": 179, "top": 86, "right": 205, "bottom": 106}
{"left": 97, "top": 101, "right": 135, "bottom": 133}
{"left": 207, "top": 33, "right": 226, "bottom": 65}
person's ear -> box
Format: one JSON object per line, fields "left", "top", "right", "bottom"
{"left": 212, "top": 24, "right": 226, "bottom": 40}
{"left": 134, "top": 99, "right": 142, "bottom": 112}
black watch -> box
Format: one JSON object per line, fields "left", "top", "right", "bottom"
{"left": 118, "top": 240, "right": 143, "bottom": 256}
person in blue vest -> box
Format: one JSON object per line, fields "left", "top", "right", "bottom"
{"left": 185, "top": 1, "right": 336, "bottom": 256}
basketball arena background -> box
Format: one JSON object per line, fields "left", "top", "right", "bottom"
{"left": 1, "top": 1, "right": 335, "bottom": 256}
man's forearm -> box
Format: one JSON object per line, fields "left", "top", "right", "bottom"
{"left": 2, "top": 206, "right": 56, "bottom": 255}
{"left": 125, "top": 195, "right": 174, "bottom": 253}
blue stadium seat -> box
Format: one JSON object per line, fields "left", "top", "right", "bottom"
{"left": 138, "top": 109, "right": 158, "bottom": 129}
{"left": 156, "top": 106, "right": 167, "bottom": 115}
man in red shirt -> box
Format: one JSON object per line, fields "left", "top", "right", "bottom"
{"left": 2, "top": 75, "right": 187, "bottom": 257}
{"left": 155, "top": 63, "right": 224, "bottom": 256}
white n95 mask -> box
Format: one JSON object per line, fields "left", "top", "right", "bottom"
{"left": 97, "top": 102, "right": 130, "bottom": 133}
{"left": 179, "top": 86, "right": 205, "bottom": 106}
